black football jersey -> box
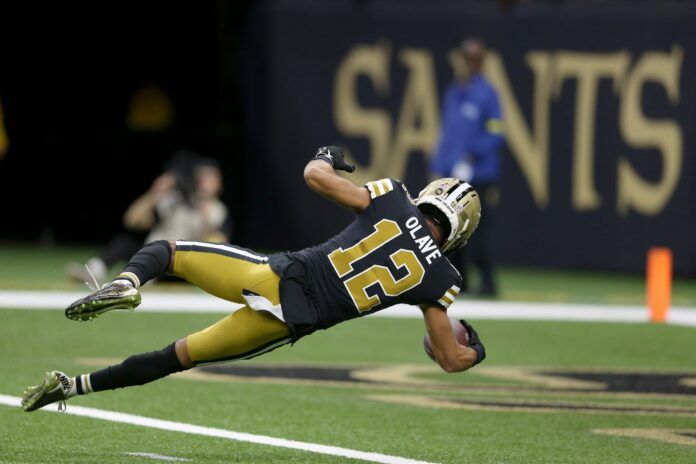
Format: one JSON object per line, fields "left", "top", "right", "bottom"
{"left": 270, "top": 178, "right": 462, "bottom": 337}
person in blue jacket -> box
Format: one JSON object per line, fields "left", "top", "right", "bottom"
{"left": 431, "top": 38, "right": 504, "bottom": 296}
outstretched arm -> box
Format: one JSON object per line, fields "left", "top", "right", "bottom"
{"left": 304, "top": 146, "right": 371, "bottom": 213}
{"left": 420, "top": 305, "right": 480, "bottom": 373}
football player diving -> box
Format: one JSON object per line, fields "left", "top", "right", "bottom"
{"left": 21, "top": 146, "right": 486, "bottom": 412}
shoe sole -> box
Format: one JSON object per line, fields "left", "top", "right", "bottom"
{"left": 22, "top": 375, "right": 62, "bottom": 412}
{"left": 65, "top": 294, "right": 141, "bottom": 322}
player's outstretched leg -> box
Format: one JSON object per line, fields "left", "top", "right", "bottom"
{"left": 65, "top": 240, "right": 172, "bottom": 321}
{"left": 22, "top": 342, "right": 187, "bottom": 412}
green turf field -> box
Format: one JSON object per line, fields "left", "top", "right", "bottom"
{"left": 1, "top": 308, "right": 695, "bottom": 464}
{"left": 2, "top": 244, "right": 695, "bottom": 306}
{"left": 1, "top": 245, "right": 695, "bottom": 463}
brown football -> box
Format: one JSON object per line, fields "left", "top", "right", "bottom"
{"left": 423, "top": 318, "right": 470, "bottom": 362}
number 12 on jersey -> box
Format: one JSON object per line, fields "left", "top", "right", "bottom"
{"left": 327, "top": 219, "right": 425, "bottom": 312}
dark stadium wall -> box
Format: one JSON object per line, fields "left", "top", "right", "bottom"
{"left": 238, "top": 1, "right": 696, "bottom": 276}
{"left": 0, "top": 1, "right": 694, "bottom": 277}
{"left": 0, "top": 2, "right": 251, "bottom": 245}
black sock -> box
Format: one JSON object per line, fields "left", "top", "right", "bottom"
{"left": 116, "top": 240, "right": 172, "bottom": 287}
{"left": 88, "top": 343, "right": 185, "bottom": 392}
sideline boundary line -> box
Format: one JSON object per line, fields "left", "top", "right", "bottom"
{"left": 0, "top": 394, "right": 435, "bottom": 464}
{"left": 0, "top": 290, "right": 695, "bottom": 327}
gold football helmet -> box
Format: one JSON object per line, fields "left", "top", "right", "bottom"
{"left": 415, "top": 178, "right": 481, "bottom": 253}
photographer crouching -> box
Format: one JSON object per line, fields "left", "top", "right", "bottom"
{"left": 67, "top": 152, "right": 231, "bottom": 283}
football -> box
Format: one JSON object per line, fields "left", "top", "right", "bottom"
{"left": 423, "top": 318, "right": 471, "bottom": 361}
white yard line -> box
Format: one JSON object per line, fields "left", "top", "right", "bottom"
{"left": 0, "top": 290, "right": 240, "bottom": 312}
{"left": 125, "top": 452, "right": 191, "bottom": 462}
{"left": 0, "top": 290, "right": 695, "bottom": 327}
{"left": 0, "top": 394, "right": 436, "bottom": 464}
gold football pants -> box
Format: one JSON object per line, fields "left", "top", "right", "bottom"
{"left": 172, "top": 241, "right": 291, "bottom": 366}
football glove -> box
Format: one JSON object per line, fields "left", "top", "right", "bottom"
{"left": 314, "top": 145, "right": 356, "bottom": 173}
{"left": 460, "top": 319, "right": 486, "bottom": 365}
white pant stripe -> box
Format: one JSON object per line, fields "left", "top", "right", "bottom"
{"left": 176, "top": 241, "right": 268, "bottom": 263}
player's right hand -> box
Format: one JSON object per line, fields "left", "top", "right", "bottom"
{"left": 314, "top": 146, "right": 356, "bottom": 173}
{"left": 460, "top": 319, "right": 486, "bottom": 365}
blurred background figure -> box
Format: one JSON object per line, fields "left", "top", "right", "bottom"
{"left": 67, "top": 151, "right": 231, "bottom": 283}
{"left": 430, "top": 38, "right": 505, "bottom": 297}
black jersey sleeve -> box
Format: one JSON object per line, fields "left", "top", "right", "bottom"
{"left": 431, "top": 273, "right": 462, "bottom": 310}
{"left": 364, "top": 178, "right": 411, "bottom": 203}
{"left": 424, "top": 251, "right": 464, "bottom": 311}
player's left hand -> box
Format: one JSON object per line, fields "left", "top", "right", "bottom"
{"left": 460, "top": 319, "right": 486, "bottom": 365}
{"left": 314, "top": 146, "right": 356, "bottom": 173}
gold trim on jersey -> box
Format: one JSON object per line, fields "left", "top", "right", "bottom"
{"left": 344, "top": 249, "right": 425, "bottom": 312}
{"left": 437, "top": 285, "right": 461, "bottom": 308}
{"left": 365, "top": 178, "right": 395, "bottom": 199}
{"left": 327, "top": 219, "right": 401, "bottom": 278}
